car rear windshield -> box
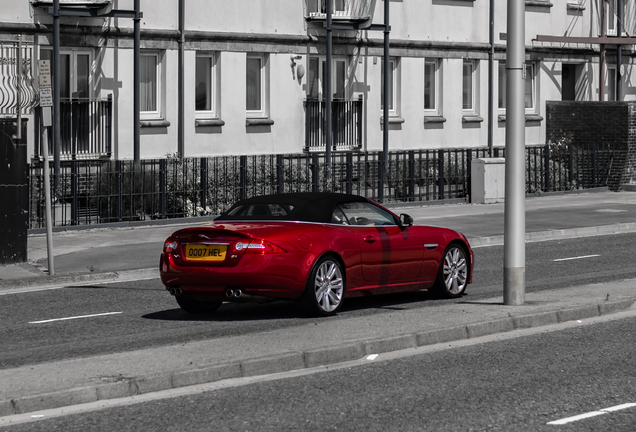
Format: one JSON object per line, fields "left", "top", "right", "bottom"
{"left": 225, "top": 203, "right": 294, "bottom": 219}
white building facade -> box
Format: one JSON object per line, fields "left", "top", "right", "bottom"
{"left": 1, "top": 0, "right": 635, "bottom": 161}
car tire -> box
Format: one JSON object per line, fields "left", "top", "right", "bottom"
{"left": 432, "top": 244, "right": 469, "bottom": 299}
{"left": 176, "top": 295, "right": 222, "bottom": 314}
{"left": 300, "top": 256, "right": 345, "bottom": 317}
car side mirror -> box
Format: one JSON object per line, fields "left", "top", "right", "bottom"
{"left": 399, "top": 213, "right": 413, "bottom": 228}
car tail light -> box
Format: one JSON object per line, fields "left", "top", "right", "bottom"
{"left": 164, "top": 239, "right": 178, "bottom": 253}
{"left": 234, "top": 239, "right": 286, "bottom": 254}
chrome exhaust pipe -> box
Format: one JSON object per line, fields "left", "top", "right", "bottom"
{"left": 233, "top": 289, "right": 243, "bottom": 298}
{"left": 169, "top": 287, "right": 183, "bottom": 296}
{"left": 226, "top": 288, "right": 235, "bottom": 298}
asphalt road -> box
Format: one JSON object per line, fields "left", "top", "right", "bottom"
{"left": 2, "top": 232, "right": 636, "bottom": 369}
{"left": 2, "top": 309, "right": 635, "bottom": 431}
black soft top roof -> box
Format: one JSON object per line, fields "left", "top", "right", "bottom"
{"left": 216, "top": 192, "right": 370, "bottom": 223}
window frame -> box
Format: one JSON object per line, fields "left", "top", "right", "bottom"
{"left": 307, "top": 56, "right": 349, "bottom": 101}
{"left": 607, "top": 64, "right": 617, "bottom": 101}
{"left": 40, "top": 47, "right": 93, "bottom": 100}
{"left": 246, "top": 53, "right": 268, "bottom": 118}
{"left": 140, "top": 50, "right": 164, "bottom": 120}
{"left": 381, "top": 57, "right": 399, "bottom": 117}
{"left": 195, "top": 51, "right": 218, "bottom": 119}
{"left": 424, "top": 58, "right": 440, "bottom": 114}
{"left": 462, "top": 60, "right": 477, "bottom": 113}
{"left": 498, "top": 61, "right": 537, "bottom": 114}
{"left": 605, "top": 0, "right": 619, "bottom": 36}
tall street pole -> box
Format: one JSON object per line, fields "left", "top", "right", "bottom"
{"left": 53, "top": 0, "right": 60, "bottom": 187}
{"left": 503, "top": 0, "right": 525, "bottom": 305}
{"left": 134, "top": 0, "right": 141, "bottom": 162}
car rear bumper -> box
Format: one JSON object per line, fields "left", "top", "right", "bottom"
{"left": 159, "top": 252, "right": 313, "bottom": 300}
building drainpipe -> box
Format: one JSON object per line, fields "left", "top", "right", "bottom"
{"left": 134, "top": 0, "right": 141, "bottom": 162}
{"left": 488, "top": 0, "right": 494, "bottom": 156}
{"left": 178, "top": 0, "right": 185, "bottom": 157}
{"left": 325, "top": 0, "right": 332, "bottom": 179}
{"left": 617, "top": 0, "right": 622, "bottom": 101}
{"left": 381, "top": 0, "right": 389, "bottom": 202}
{"left": 600, "top": 0, "right": 606, "bottom": 102}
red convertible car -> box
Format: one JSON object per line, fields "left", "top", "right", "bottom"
{"left": 160, "top": 192, "right": 473, "bottom": 316}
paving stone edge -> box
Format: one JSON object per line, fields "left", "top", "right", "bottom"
{"left": 1, "top": 298, "right": 634, "bottom": 417}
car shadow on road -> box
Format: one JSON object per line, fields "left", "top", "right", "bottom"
{"left": 142, "top": 290, "right": 463, "bottom": 322}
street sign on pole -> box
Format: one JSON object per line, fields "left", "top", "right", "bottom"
{"left": 37, "top": 58, "right": 55, "bottom": 276}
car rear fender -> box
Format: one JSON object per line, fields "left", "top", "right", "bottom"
{"left": 310, "top": 252, "right": 347, "bottom": 288}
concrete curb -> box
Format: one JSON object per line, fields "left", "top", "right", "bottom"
{"left": 0, "top": 268, "right": 159, "bottom": 292}
{"left": 2, "top": 298, "right": 634, "bottom": 417}
{"left": 469, "top": 222, "right": 636, "bottom": 247}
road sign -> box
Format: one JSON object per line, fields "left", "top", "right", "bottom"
{"left": 38, "top": 60, "right": 53, "bottom": 108}
{"left": 39, "top": 87, "right": 53, "bottom": 108}
{"left": 38, "top": 60, "right": 51, "bottom": 88}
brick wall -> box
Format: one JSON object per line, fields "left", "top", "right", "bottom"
{"left": 546, "top": 101, "right": 636, "bottom": 191}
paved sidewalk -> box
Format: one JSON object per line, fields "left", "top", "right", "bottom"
{"left": 1, "top": 189, "right": 636, "bottom": 419}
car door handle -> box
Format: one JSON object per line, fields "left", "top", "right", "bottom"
{"left": 364, "top": 235, "right": 376, "bottom": 243}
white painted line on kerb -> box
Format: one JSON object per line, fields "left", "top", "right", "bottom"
{"left": 29, "top": 312, "right": 123, "bottom": 324}
{"left": 547, "top": 403, "right": 636, "bottom": 425}
{"left": 553, "top": 254, "right": 600, "bottom": 262}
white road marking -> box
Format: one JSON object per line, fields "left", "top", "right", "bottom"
{"left": 553, "top": 254, "right": 600, "bottom": 262}
{"left": 547, "top": 403, "right": 636, "bottom": 425}
{"left": 29, "top": 312, "right": 122, "bottom": 324}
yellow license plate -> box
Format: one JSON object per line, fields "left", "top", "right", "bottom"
{"left": 184, "top": 244, "right": 228, "bottom": 261}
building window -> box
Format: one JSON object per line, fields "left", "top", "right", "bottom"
{"left": 140, "top": 51, "right": 162, "bottom": 119}
{"left": 40, "top": 48, "right": 92, "bottom": 99}
{"left": 246, "top": 53, "right": 268, "bottom": 117}
{"left": 381, "top": 57, "right": 398, "bottom": 116}
{"left": 308, "top": 56, "right": 347, "bottom": 100}
{"left": 462, "top": 60, "right": 476, "bottom": 112}
{"left": 424, "top": 59, "right": 439, "bottom": 112}
{"left": 498, "top": 61, "right": 536, "bottom": 111}
{"left": 605, "top": 0, "right": 620, "bottom": 36}
{"left": 195, "top": 52, "right": 217, "bottom": 118}
{"left": 607, "top": 65, "right": 617, "bottom": 101}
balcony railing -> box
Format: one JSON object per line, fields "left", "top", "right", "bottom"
{"left": 36, "top": 96, "right": 112, "bottom": 160}
{"left": 30, "top": 0, "right": 112, "bottom": 5}
{"left": 304, "top": 98, "right": 363, "bottom": 152}
{"left": 0, "top": 40, "right": 38, "bottom": 116}
{"left": 303, "top": 0, "right": 376, "bottom": 21}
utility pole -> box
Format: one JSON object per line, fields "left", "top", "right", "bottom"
{"left": 53, "top": 0, "right": 60, "bottom": 187}
{"left": 503, "top": 0, "right": 526, "bottom": 305}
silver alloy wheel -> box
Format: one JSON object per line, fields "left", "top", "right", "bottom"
{"left": 443, "top": 246, "right": 468, "bottom": 295}
{"left": 314, "top": 259, "right": 344, "bottom": 313}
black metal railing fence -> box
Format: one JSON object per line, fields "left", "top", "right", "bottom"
{"left": 34, "top": 96, "right": 112, "bottom": 160}
{"left": 28, "top": 142, "right": 614, "bottom": 229}
{"left": 305, "top": 98, "right": 363, "bottom": 151}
